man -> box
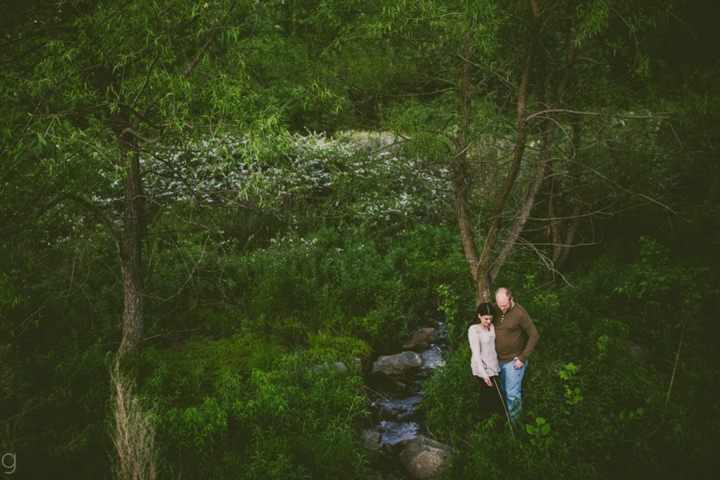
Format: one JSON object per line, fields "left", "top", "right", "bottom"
{"left": 493, "top": 287, "right": 539, "bottom": 421}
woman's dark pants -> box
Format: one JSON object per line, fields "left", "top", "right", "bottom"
{"left": 475, "top": 375, "right": 504, "bottom": 417}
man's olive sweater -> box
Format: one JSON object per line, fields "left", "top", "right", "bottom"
{"left": 492, "top": 302, "right": 539, "bottom": 363}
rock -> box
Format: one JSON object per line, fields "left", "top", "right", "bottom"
{"left": 381, "top": 441, "right": 396, "bottom": 456}
{"left": 372, "top": 352, "right": 424, "bottom": 376}
{"left": 398, "top": 435, "right": 454, "bottom": 480}
{"left": 402, "top": 328, "right": 436, "bottom": 350}
{"left": 362, "top": 429, "right": 382, "bottom": 462}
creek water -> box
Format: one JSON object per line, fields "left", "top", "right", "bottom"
{"left": 363, "top": 335, "right": 447, "bottom": 479}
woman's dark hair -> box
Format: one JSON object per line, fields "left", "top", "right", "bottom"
{"left": 476, "top": 302, "right": 495, "bottom": 317}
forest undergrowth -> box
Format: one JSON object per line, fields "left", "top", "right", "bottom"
{"left": 0, "top": 125, "right": 718, "bottom": 479}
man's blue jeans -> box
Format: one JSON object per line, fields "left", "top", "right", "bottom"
{"left": 499, "top": 359, "right": 528, "bottom": 422}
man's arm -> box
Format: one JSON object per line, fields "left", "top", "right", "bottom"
{"left": 517, "top": 312, "right": 539, "bottom": 363}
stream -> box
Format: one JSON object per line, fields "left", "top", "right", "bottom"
{"left": 362, "top": 325, "right": 448, "bottom": 479}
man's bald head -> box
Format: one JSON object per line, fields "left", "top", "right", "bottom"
{"left": 495, "top": 287, "right": 512, "bottom": 298}
{"left": 495, "top": 287, "right": 513, "bottom": 313}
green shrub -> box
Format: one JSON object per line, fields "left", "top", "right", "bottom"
{"left": 305, "top": 332, "right": 373, "bottom": 365}
{"left": 151, "top": 352, "right": 369, "bottom": 479}
{"left": 141, "top": 334, "right": 286, "bottom": 408}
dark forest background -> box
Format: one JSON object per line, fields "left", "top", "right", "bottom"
{"left": 1, "top": 0, "right": 719, "bottom": 478}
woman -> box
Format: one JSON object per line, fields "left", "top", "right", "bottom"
{"left": 468, "top": 302, "right": 504, "bottom": 418}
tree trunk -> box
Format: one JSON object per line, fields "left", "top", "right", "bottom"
{"left": 454, "top": 24, "right": 481, "bottom": 283}
{"left": 486, "top": 0, "right": 577, "bottom": 287}
{"left": 117, "top": 131, "right": 146, "bottom": 358}
{"left": 487, "top": 145, "right": 547, "bottom": 284}
{"left": 473, "top": 0, "right": 541, "bottom": 304}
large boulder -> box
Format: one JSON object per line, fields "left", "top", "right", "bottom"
{"left": 372, "top": 352, "right": 424, "bottom": 376}
{"left": 402, "top": 328, "right": 436, "bottom": 350}
{"left": 398, "top": 435, "right": 454, "bottom": 480}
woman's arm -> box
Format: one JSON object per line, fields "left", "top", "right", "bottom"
{"left": 468, "top": 326, "right": 489, "bottom": 380}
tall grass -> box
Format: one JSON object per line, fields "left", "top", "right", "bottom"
{"left": 111, "top": 360, "right": 157, "bottom": 480}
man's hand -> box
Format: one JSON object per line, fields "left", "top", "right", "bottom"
{"left": 485, "top": 377, "right": 493, "bottom": 387}
{"left": 513, "top": 357, "right": 524, "bottom": 369}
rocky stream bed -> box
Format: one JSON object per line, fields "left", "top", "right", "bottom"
{"left": 360, "top": 326, "right": 455, "bottom": 480}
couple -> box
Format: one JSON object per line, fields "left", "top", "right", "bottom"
{"left": 468, "top": 287, "right": 540, "bottom": 422}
